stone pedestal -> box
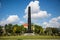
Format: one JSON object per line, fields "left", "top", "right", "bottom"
{"left": 24, "top": 33, "right": 35, "bottom": 36}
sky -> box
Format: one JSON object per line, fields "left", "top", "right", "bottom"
{"left": 0, "top": 0, "right": 60, "bottom": 28}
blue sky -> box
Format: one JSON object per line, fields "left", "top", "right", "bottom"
{"left": 0, "top": 0, "right": 60, "bottom": 28}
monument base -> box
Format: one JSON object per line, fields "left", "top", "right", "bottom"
{"left": 27, "top": 30, "right": 33, "bottom": 33}
{"left": 24, "top": 33, "right": 35, "bottom": 36}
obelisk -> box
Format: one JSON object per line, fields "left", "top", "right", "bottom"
{"left": 28, "top": 6, "right": 32, "bottom": 33}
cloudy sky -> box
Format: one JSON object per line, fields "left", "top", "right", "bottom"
{"left": 0, "top": 0, "right": 60, "bottom": 28}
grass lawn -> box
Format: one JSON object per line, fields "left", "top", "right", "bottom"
{"left": 0, "top": 35, "right": 60, "bottom": 40}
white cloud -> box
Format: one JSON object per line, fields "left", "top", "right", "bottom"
{"left": 19, "top": 21, "right": 24, "bottom": 24}
{"left": 24, "top": 0, "right": 51, "bottom": 19}
{"left": 31, "top": 11, "right": 51, "bottom": 19}
{"left": 0, "top": 15, "right": 20, "bottom": 26}
{"left": 6, "top": 15, "right": 19, "bottom": 23}
{"left": 25, "top": 1, "right": 40, "bottom": 14}
{"left": 43, "top": 22, "right": 48, "bottom": 25}
{"left": 43, "top": 16, "right": 60, "bottom": 28}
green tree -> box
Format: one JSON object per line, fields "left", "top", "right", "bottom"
{"left": 51, "top": 28, "right": 59, "bottom": 36}
{"left": 44, "top": 27, "right": 59, "bottom": 36}
{"left": 0, "top": 25, "right": 3, "bottom": 36}
{"left": 13, "top": 24, "right": 22, "bottom": 35}
{"left": 20, "top": 25, "right": 25, "bottom": 33}
{"left": 5, "top": 24, "right": 13, "bottom": 35}
{"left": 34, "top": 25, "right": 43, "bottom": 34}
{"left": 44, "top": 27, "right": 52, "bottom": 35}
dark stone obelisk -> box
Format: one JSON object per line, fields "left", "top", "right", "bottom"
{"left": 28, "top": 6, "right": 32, "bottom": 33}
